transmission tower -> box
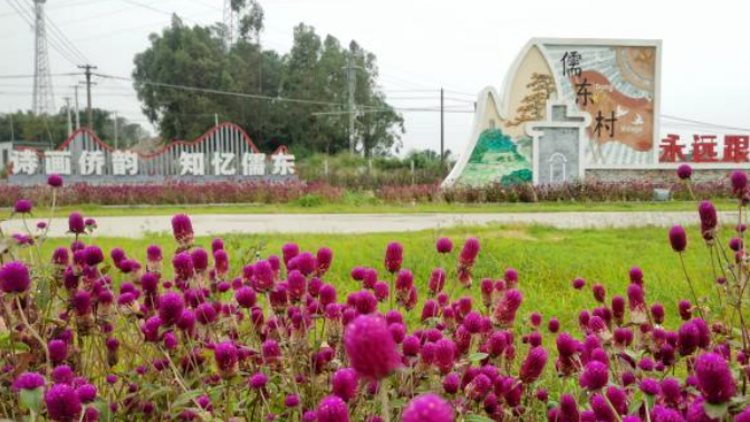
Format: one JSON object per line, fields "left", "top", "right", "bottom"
{"left": 32, "top": 0, "right": 55, "bottom": 115}
{"left": 223, "top": 0, "right": 237, "bottom": 49}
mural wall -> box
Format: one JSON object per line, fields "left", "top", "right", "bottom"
{"left": 444, "top": 38, "right": 662, "bottom": 187}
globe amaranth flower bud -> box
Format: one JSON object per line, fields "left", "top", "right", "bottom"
{"left": 401, "top": 393, "right": 454, "bottom": 422}
{"left": 45, "top": 383, "right": 82, "bottom": 422}
{"left": 695, "top": 352, "right": 736, "bottom": 404}
{"left": 669, "top": 225, "right": 687, "bottom": 252}
{"left": 344, "top": 315, "right": 402, "bottom": 381}
{"left": 0, "top": 261, "right": 31, "bottom": 294}
{"left": 316, "top": 395, "right": 349, "bottom": 422}
{"left": 171, "top": 214, "right": 194, "bottom": 245}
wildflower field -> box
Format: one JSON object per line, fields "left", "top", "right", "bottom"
{"left": 2, "top": 168, "right": 750, "bottom": 422}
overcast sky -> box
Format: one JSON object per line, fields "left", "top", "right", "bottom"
{"left": 1, "top": 0, "right": 749, "bottom": 155}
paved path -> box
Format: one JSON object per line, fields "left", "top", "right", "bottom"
{"left": 1, "top": 211, "right": 727, "bottom": 238}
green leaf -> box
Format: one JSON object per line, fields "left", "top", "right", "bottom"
{"left": 465, "top": 414, "right": 495, "bottom": 422}
{"left": 19, "top": 387, "right": 43, "bottom": 413}
{"left": 703, "top": 401, "right": 729, "bottom": 419}
{"left": 172, "top": 390, "right": 204, "bottom": 408}
{"left": 469, "top": 353, "right": 488, "bottom": 362}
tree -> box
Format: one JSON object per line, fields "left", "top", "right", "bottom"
{"left": 131, "top": 6, "right": 403, "bottom": 156}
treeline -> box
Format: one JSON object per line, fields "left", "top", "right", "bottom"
{"left": 133, "top": 1, "right": 404, "bottom": 157}
{"left": 0, "top": 109, "right": 149, "bottom": 148}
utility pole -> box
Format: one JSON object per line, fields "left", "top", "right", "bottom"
{"left": 64, "top": 97, "right": 72, "bottom": 136}
{"left": 9, "top": 112, "right": 15, "bottom": 141}
{"left": 78, "top": 64, "right": 97, "bottom": 129}
{"left": 345, "top": 55, "right": 357, "bottom": 155}
{"left": 440, "top": 88, "right": 445, "bottom": 164}
{"left": 113, "top": 111, "right": 119, "bottom": 149}
{"left": 71, "top": 85, "right": 80, "bottom": 130}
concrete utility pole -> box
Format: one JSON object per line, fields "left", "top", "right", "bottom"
{"left": 440, "top": 87, "right": 445, "bottom": 164}
{"left": 64, "top": 97, "right": 72, "bottom": 136}
{"left": 346, "top": 55, "right": 357, "bottom": 155}
{"left": 71, "top": 85, "right": 80, "bottom": 130}
{"left": 113, "top": 111, "right": 119, "bottom": 149}
{"left": 78, "top": 64, "right": 97, "bottom": 129}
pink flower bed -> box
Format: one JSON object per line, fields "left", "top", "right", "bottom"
{"left": 1, "top": 168, "right": 750, "bottom": 422}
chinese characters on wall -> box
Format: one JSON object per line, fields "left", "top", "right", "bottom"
{"left": 660, "top": 134, "right": 750, "bottom": 163}
{"left": 11, "top": 149, "right": 296, "bottom": 177}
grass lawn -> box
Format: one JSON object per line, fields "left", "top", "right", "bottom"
{"left": 6, "top": 198, "right": 740, "bottom": 218}
{"left": 37, "top": 222, "right": 723, "bottom": 333}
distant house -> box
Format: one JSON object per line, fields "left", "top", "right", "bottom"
{"left": 0, "top": 140, "right": 55, "bottom": 172}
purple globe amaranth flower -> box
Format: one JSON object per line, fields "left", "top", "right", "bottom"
{"left": 580, "top": 361, "right": 609, "bottom": 391}
{"left": 285, "top": 394, "right": 300, "bottom": 408}
{"left": 235, "top": 286, "right": 257, "bottom": 308}
{"left": 190, "top": 248, "right": 209, "bottom": 272}
{"left": 695, "top": 352, "right": 736, "bottom": 404}
{"left": 627, "top": 283, "right": 645, "bottom": 311}
{"left": 72, "top": 290, "right": 92, "bottom": 316}
{"left": 344, "top": 315, "right": 402, "bottom": 381}
{"left": 679, "top": 300, "right": 692, "bottom": 321}
{"left": 0, "top": 261, "right": 31, "bottom": 294}
{"left": 559, "top": 394, "right": 580, "bottom": 422}
{"left": 253, "top": 260, "right": 275, "bottom": 292}
{"left": 434, "top": 338, "right": 456, "bottom": 374}
{"left": 735, "top": 407, "right": 750, "bottom": 422}
{"left": 45, "top": 383, "right": 82, "bottom": 422}
{"left": 428, "top": 268, "right": 446, "bottom": 294}
{"left": 49, "top": 340, "right": 68, "bottom": 364}
{"left": 332, "top": 368, "right": 358, "bottom": 402}
{"left": 172, "top": 252, "right": 194, "bottom": 281}
{"left": 660, "top": 377, "right": 682, "bottom": 407}
{"left": 436, "top": 237, "right": 453, "bottom": 254}
{"left": 651, "top": 303, "right": 665, "bottom": 324}
{"left": 731, "top": 170, "right": 748, "bottom": 197}
{"left": 401, "top": 393, "right": 454, "bottom": 422}
{"left": 698, "top": 201, "right": 718, "bottom": 241}
{"left": 592, "top": 283, "right": 606, "bottom": 303}
{"left": 83, "top": 245, "right": 104, "bottom": 267}
{"left": 548, "top": 318, "right": 560, "bottom": 333}
{"left": 195, "top": 303, "right": 217, "bottom": 325}
{"left": 250, "top": 372, "right": 268, "bottom": 389}
{"left": 146, "top": 245, "right": 162, "bottom": 262}
{"left": 68, "top": 212, "right": 85, "bottom": 234}
{"left": 316, "top": 247, "right": 333, "bottom": 275}
{"left": 384, "top": 241, "right": 403, "bottom": 273}
{"left": 493, "top": 289, "right": 523, "bottom": 326}
{"left": 669, "top": 225, "right": 687, "bottom": 252}
{"left": 316, "top": 395, "right": 349, "bottom": 422}
{"left": 443, "top": 372, "right": 460, "bottom": 394}
{"left": 171, "top": 214, "right": 194, "bottom": 245}
{"left": 13, "top": 371, "right": 45, "bottom": 391}
{"left": 573, "top": 277, "right": 586, "bottom": 290}
{"left": 48, "top": 174, "right": 64, "bottom": 187}
{"left": 677, "top": 164, "right": 692, "bottom": 180}
{"left": 459, "top": 237, "right": 480, "bottom": 265}
{"left": 520, "top": 346, "right": 548, "bottom": 384}
{"left": 282, "top": 243, "right": 300, "bottom": 267}
{"left": 678, "top": 320, "right": 700, "bottom": 356}
{"left": 640, "top": 377, "right": 660, "bottom": 396}
{"left": 76, "top": 384, "right": 97, "bottom": 403}
{"left": 214, "top": 342, "right": 239, "bottom": 377}
{"left": 14, "top": 199, "right": 33, "bottom": 214}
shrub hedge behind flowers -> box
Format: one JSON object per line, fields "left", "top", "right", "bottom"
{"left": 1, "top": 167, "right": 750, "bottom": 421}
{"left": 0, "top": 178, "right": 736, "bottom": 208}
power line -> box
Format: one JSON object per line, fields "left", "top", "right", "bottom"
{"left": 660, "top": 114, "right": 750, "bottom": 133}
{"left": 94, "top": 73, "right": 350, "bottom": 107}
{"left": 5, "top": 0, "right": 84, "bottom": 66}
